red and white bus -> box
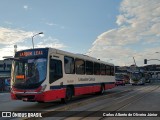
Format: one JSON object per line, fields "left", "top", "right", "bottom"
{"left": 11, "top": 48, "right": 115, "bottom": 103}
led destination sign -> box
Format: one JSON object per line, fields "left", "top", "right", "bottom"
{"left": 15, "top": 48, "right": 48, "bottom": 58}
{"left": 19, "top": 51, "right": 43, "bottom": 57}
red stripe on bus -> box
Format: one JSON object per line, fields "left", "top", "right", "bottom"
{"left": 11, "top": 88, "right": 66, "bottom": 102}
{"left": 74, "top": 85, "right": 100, "bottom": 96}
{"left": 74, "top": 83, "right": 115, "bottom": 96}
{"left": 42, "top": 89, "right": 66, "bottom": 102}
{"left": 11, "top": 83, "right": 115, "bottom": 102}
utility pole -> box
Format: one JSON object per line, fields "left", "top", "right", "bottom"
{"left": 133, "top": 57, "right": 137, "bottom": 66}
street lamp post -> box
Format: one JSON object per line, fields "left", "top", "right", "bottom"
{"left": 32, "top": 32, "right": 43, "bottom": 49}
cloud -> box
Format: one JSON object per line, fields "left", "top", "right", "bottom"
{"left": 0, "top": 45, "right": 30, "bottom": 59}
{"left": 45, "top": 22, "right": 65, "bottom": 29}
{"left": 88, "top": 0, "right": 160, "bottom": 66}
{"left": 36, "top": 37, "right": 67, "bottom": 49}
{"left": 46, "top": 22, "right": 57, "bottom": 26}
{"left": 88, "top": 45, "right": 135, "bottom": 65}
{"left": 23, "top": 5, "right": 32, "bottom": 11}
{"left": 0, "top": 36, "right": 67, "bottom": 59}
{"left": 116, "top": 15, "right": 127, "bottom": 26}
{"left": 23, "top": 5, "right": 30, "bottom": 10}
{"left": 0, "top": 27, "right": 67, "bottom": 59}
{"left": 0, "top": 27, "right": 33, "bottom": 45}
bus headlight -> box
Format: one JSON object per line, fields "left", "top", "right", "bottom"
{"left": 40, "top": 84, "right": 47, "bottom": 92}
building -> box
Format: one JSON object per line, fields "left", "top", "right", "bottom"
{"left": 0, "top": 60, "right": 12, "bottom": 91}
{"left": 143, "top": 65, "right": 160, "bottom": 80}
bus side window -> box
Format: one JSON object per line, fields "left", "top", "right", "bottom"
{"left": 94, "top": 63, "right": 100, "bottom": 75}
{"left": 106, "top": 65, "right": 111, "bottom": 75}
{"left": 75, "top": 59, "right": 85, "bottom": 75}
{"left": 110, "top": 66, "right": 114, "bottom": 76}
{"left": 49, "top": 59, "right": 63, "bottom": 84}
{"left": 101, "top": 64, "right": 106, "bottom": 75}
{"left": 64, "top": 56, "right": 75, "bottom": 74}
{"left": 86, "top": 61, "right": 93, "bottom": 75}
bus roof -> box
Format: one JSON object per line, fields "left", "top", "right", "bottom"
{"left": 48, "top": 47, "right": 114, "bottom": 66}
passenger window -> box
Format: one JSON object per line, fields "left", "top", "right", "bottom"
{"left": 86, "top": 61, "right": 93, "bottom": 75}
{"left": 49, "top": 59, "right": 63, "bottom": 84}
{"left": 64, "top": 56, "right": 75, "bottom": 74}
{"left": 75, "top": 59, "right": 85, "bottom": 74}
{"left": 94, "top": 63, "right": 100, "bottom": 75}
{"left": 106, "top": 65, "right": 111, "bottom": 75}
{"left": 101, "top": 64, "right": 106, "bottom": 75}
{"left": 110, "top": 66, "right": 114, "bottom": 76}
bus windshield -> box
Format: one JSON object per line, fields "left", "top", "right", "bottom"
{"left": 131, "top": 73, "right": 142, "bottom": 80}
{"left": 12, "top": 58, "right": 47, "bottom": 89}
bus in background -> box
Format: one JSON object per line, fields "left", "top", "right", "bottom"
{"left": 10, "top": 48, "right": 115, "bottom": 103}
{"left": 130, "top": 71, "right": 145, "bottom": 85}
{"left": 128, "top": 65, "right": 145, "bottom": 85}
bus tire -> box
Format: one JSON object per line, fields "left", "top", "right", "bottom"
{"left": 61, "top": 87, "right": 73, "bottom": 103}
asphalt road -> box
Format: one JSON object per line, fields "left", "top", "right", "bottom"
{"left": 0, "top": 83, "right": 160, "bottom": 120}
{"left": 0, "top": 84, "right": 133, "bottom": 111}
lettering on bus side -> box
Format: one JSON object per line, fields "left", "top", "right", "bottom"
{"left": 67, "top": 80, "right": 74, "bottom": 83}
{"left": 78, "top": 78, "right": 95, "bottom": 82}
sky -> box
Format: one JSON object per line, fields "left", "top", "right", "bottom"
{"left": 0, "top": 0, "right": 160, "bottom": 66}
